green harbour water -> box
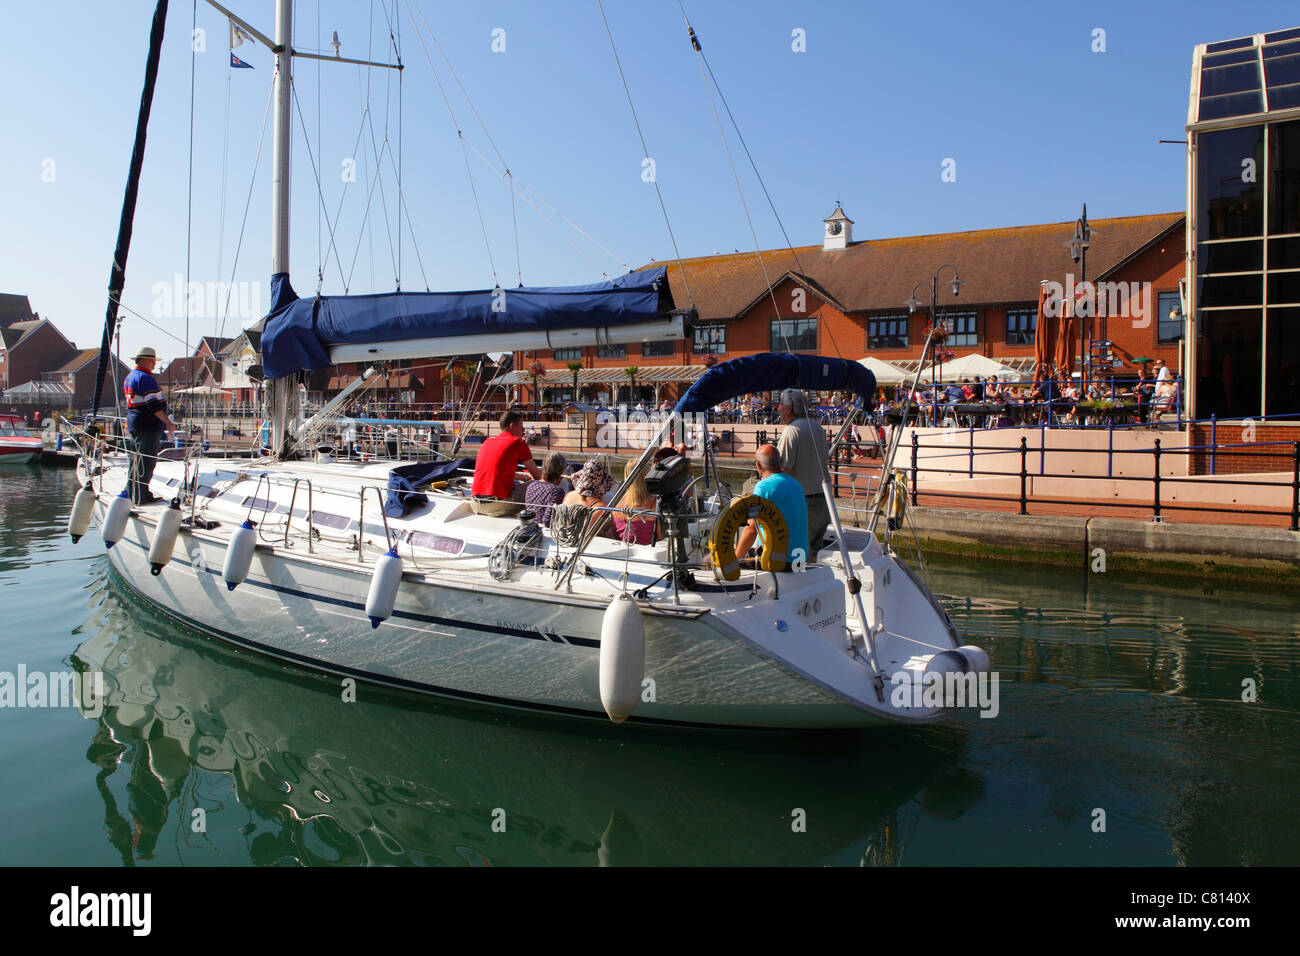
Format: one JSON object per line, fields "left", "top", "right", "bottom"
{"left": 2, "top": 465, "right": 1298, "bottom": 866}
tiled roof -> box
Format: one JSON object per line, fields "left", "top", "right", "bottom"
{"left": 55, "top": 348, "right": 101, "bottom": 373}
{"left": 640, "top": 213, "right": 1184, "bottom": 321}
{"left": 0, "top": 294, "right": 35, "bottom": 329}
{"left": 199, "top": 335, "right": 234, "bottom": 355}
{"left": 157, "top": 355, "right": 215, "bottom": 389}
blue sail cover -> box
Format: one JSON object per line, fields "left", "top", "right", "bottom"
{"left": 674, "top": 353, "right": 877, "bottom": 414}
{"left": 261, "top": 268, "right": 674, "bottom": 379}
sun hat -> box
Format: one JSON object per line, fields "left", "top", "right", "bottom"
{"left": 573, "top": 456, "right": 614, "bottom": 499}
{"left": 135, "top": 346, "right": 157, "bottom": 361}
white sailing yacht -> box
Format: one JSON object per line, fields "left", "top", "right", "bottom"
{"left": 67, "top": 0, "right": 988, "bottom": 729}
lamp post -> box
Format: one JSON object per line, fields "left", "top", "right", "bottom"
{"left": 1067, "top": 203, "right": 1091, "bottom": 390}
{"left": 906, "top": 264, "right": 962, "bottom": 389}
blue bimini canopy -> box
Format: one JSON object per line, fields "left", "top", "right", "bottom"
{"left": 674, "top": 353, "right": 877, "bottom": 414}
{"left": 261, "top": 268, "right": 674, "bottom": 379}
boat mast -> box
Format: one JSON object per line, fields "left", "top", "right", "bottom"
{"left": 269, "top": 0, "right": 292, "bottom": 457}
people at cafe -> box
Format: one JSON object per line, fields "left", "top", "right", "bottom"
{"left": 1151, "top": 378, "right": 1178, "bottom": 423}
{"left": 775, "top": 388, "right": 831, "bottom": 551}
{"left": 470, "top": 409, "right": 542, "bottom": 516}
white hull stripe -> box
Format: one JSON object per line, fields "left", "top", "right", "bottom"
{"left": 118, "top": 534, "right": 600, "bottom": 647}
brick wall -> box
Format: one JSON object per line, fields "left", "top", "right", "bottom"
{"left": 1190, "top": 420, "right": 1300, "bottom": 474}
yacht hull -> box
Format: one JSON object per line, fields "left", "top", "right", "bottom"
{"left": 99, "top": 504, "right": 887, "bottom": 729}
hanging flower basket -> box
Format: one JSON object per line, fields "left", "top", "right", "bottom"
{"left": 923, "top": 321, "right": 949, "bottom": 344}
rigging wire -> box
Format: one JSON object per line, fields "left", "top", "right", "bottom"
{"left": 674, "top": 0, "right": 845, "bottom": 360}
{"left": 462, "top": 139, "right": 627, "bottom": 278}
{"left": 595, "top": 0, "right": 695, "bottom": 306}
{"left": 183, "top": 0, "right": 198, "bottom": 359}
{"left": 407, "top": 2, "right": 522, "bottom": 284}
{"left": 401, "top": 0, "right": 498, "bottom": 286}
{"left": 289, "top": 82, "right": 349, "bottom": 291}
{"left": 217, "top": 82, "right": 276, "bottom": 342}
{"left": 216, "top": 34, "right": 233, "bottom": 333}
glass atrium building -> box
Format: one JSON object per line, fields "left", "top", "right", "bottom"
{"left": 1188, "top": 27, "right": 1300, "bottom": 420}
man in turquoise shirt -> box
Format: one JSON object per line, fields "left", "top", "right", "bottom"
{"left": 735, "top": 443, "right": 810, "bottom": 568}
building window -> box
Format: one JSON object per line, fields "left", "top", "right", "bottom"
{"left": 692, "top": 323, "right": 726, "bottom": 354}
{"left": 867, "top": 314, "right": 908, "bottom": 349}
{"left": 641, "top": 340, "right": 675, "bottom": 357}
{"left": 1157, "top": 291, "right": 1184, "bottom": 343}
{"left": 770, "top": 317, "right": 817, "bottom": 352}
{"left": 596, "top": 344, "right": 626, "bottom": 359}
{"left": 939, "top": 310, "right": 977, "bottom": 347}
{"left": 553, "top": 347, "right": 582, "bottom": 361}
{"left": 1005, "top": 308, "right": 1037, "bottom": 346}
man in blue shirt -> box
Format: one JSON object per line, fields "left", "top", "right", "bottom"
{"left": 123, "top": 346, "right": 175, "bottom": 504}
{"left": 735, "top": 443, "right": 810, "bottom": 569}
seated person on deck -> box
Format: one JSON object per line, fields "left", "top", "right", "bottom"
{"left": 470, "top": 410, "right": 541, "bottom": 516}
{"left": 735, "top": 444, "right": 809, "bottom": 570}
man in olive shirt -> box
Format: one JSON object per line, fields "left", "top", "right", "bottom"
{"left": 775, "top": 388, "right": 831, "bottom": 554}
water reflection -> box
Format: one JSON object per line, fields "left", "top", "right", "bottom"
{"left": 73, "top": 571, "right": 979, "bottom": 866}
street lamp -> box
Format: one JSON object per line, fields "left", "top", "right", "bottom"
{"left": 906, "top": 264, "right": 961, "bottom": 388}
{"left": 1067, "top": 203, "right": 1091, "bottom": 389}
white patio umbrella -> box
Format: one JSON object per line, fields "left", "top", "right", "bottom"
{"left": 929, "top": 353, "right": 1020, "bottom": 384}
{"left": 174, "top": 384, "right": 232, "bottom": 395}
{"left": 856, "top": 356, "right": 910, "bottom": 385}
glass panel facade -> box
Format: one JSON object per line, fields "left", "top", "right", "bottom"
{"left": 1197, "top": 125, "right": 1265, "bottom": 241}
{"left": 1266, "top": 307, "right": 1300, "bottom": 419}
{"left": 1200, "top": 273, "right": 1264, "bottom": 307}
{"left": 868, "top": 314, "right": 908, "bottom": 349}
{"left": 1267, "top": 120, "right": 1300, "bottom": 234}
{"left": 1005, "top": 308, "right": 1036, "bottom": 345}
{"left": 1198, "top": 240, "right": 1263, "bottom": 273}
{"left": 1196, "top": 309, "right": 1262, "bottom": 418}
{"left": 770, "top": 317, "right": 817, "bottom": 352}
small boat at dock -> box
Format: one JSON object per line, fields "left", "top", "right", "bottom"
{"left": 0, "top": 414, "right": 42, "bottom": 466}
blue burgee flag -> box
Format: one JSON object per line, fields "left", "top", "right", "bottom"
{"left": 230, "top": 52, "right": 254, "bottom": 69}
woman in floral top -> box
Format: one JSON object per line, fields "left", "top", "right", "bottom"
{"left": 524, "top": 452, "right": 567, "bottom": 526}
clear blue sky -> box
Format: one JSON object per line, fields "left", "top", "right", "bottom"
{"left": 1, "top": 0, "right": 1296, "bottom": 362}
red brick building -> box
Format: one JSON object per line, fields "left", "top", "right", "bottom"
{"left": 43, "top": 348, "right": 131, "bottom": 407}
{"left": 506, "top": 208, "right": 1187, "bottom": 404}
{"left": 0, "top": 315, "right": 78, "bottom": 394}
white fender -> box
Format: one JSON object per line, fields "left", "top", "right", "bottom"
{"left": 365, "top": 547, "right": 403, "bottom": 628}
{"left": 101, "top": 491, "right": 132, "bottom": 549}
{"left": 955, "top": 644, "right": 990, "bottom": 674}
{"left": 222, "top": 519, "right": 258, "bottom": 591}
{"left": 147, "top": 501, "right": 183, "bottom": 575}
{"left": 68, "top": 483, "right": 96, "bottom": 543}
{"left": 599, "top": 592, "right": 645, "bottom": 723}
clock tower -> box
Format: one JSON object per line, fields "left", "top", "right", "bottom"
{"left": 823, "top": 203, "right": 853, "bottom": 251}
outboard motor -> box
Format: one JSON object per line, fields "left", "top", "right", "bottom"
{"left": 644, "top": 453, "right": 695, "bottom": 591}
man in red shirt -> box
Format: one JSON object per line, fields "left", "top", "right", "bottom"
{"left": 470, "top": 410, "right": 541, "bottom": 516}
